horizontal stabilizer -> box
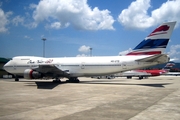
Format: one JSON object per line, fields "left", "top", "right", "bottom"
{"left": 136, "top": 54, "right": 169, "bottom": 63}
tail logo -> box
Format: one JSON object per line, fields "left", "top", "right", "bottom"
{"left": 148, "top": 25, "right": 170, "bottom": 37}
{"left": 126, "top": 21, "right": 176, "bottom": 56}
{"left": 165, "top": 63, "right": 175, "bottom": 67}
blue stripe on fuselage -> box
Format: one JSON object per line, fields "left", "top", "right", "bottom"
{"left": 133, "top": 39, "right": 169, "bottom": 50}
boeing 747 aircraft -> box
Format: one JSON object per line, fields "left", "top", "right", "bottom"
{"left": 3, "top": 21, "right": 176, "bottom": 82}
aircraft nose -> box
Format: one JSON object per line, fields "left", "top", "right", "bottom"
{"left": 3, "top": 63, "right": 8, "bottom": 71}
{"left": 3, "top": 61, "right": 11, "bottom": 72}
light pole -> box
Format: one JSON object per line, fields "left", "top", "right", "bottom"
{"left": 42, "top": 38, "right": 46, "bottom": 57}
{"left": 89, "top": 47, "right": 92, "bottom": 56}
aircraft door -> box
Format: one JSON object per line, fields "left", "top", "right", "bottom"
{"left": 81, "top": 62, "right": 85, "bottom": 69}
{"left": 122, "top": 62, "right": 127, "bottom": 69}
{"left": 13, "top": 64, "right": 17, "bottom": 70}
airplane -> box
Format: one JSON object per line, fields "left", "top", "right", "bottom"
{"left": 116, "top": 62, "right": 175, "bottom": 79}
{"left": 3, "top": 21, "right": 176, "bottom": 83}
{"left": 164, "top": 72, "right": 180, "bottom": 76}
{"left": 162, "top": 63, "right": 180, "bottom": 76}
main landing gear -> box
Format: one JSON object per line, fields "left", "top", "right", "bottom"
{"left": 66, "top": 77, "right": 80, "bottom": 83}
{"left": 53, "top": 77, "right": 61, "bottom": 83}
{"left": 127, "top": 76, "right": 132, "bottom": 79}
{"left": 53, "top": 77, "right": 79, "bottom": 83}
{"left": 138, "top": 76, "right": 143, "bottom": 80}
{"left": 15, "top": 76, "right": 19, "bottom": 81}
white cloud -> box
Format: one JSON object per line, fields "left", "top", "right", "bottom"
{"left": 24, "top": 35, "right": 33, "bottom": 40}
{"left": 119, "top": 48, "right": 132, "bottom": 56}
{"left": 31, "top": 0, "right": 115, "bottom": 30}
{"left": 167, "top": 44, "right": 180, "bottom": 61}
{"left": 50, "top": 22, "right": 62, "bottom": 29}
{"left": 76, "top": 54, "right": 88, "bottom": 57}
{"left": 12, "top": 15, "right": 24, "bottom": 26}
{"left": 10, "top": 11, "right": 37, "bottom": 29}
{"left": 29, "top": 3, "right": 37, "bottom": 10}
{"left": 24, "top": 35, "right": 30, "bottom": 39}
{"left": 78, "top": 45, "right": 91, "bottom": 53}
{"left": 118, "top": 0, "right": 180, "bottom": 30}
{"left": 168, "top": 44, "right": 180, "bottom": 56}
{"left": 0, "top": 8, "right": 12, "bottom": 33}
{"left": 27, "top": 22, "right": 38, "bottom": 28}
{"left": 45, "top": 22, "right": 70, "bottom": 29}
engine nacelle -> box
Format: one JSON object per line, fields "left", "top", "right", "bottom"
{"left": 24, "top": 69, "right": 42, "bottom": 79}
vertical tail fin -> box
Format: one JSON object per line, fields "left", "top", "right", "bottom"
{"left": 126, "top": 21, "right": 176, "bottom": 55}
{"left": 161, "top": 62, "right": 175, "bottom": 73}
{"left": 164, "top": 62, "right": 175, "bottom": 68}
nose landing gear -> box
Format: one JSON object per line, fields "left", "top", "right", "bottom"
{"left": 66, "top": 77, "right": 79, "bottom": 83}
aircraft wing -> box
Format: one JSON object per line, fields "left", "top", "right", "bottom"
{"left": 34, "top": 64, "right": 70, "bottom": 78}
{"left": 136, "top": 54, "right": 169, "bottom": 63}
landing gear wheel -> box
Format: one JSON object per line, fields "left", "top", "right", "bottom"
{"left": 66, "top": 77, "right": 79, "bottom": 83}
{"left": 139, "top": 76, "right": 143, "bottom": 80}
{"left": 15, "top": 76, "right": 19, "bottom": 81}
{"left": 74, "top": 79, "right": 79, "bottom": 83}
{"left": 127, "top": 76, "right": 132, "bottom": 79}
{"left": 53, "top": 78, "right": 61, "bottom": 83}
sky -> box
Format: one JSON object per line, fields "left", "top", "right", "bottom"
{"left": 0, "top": 0, "right": 180, "bottom": 61}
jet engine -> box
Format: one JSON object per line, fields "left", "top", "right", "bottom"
{"left": 24, "top": 69, "right": 42, "bottom": 79}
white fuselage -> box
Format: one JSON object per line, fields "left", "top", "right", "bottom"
{"left": 115, "top": 70, "right": 151, "bottom": 77}
{"left": 4, "top": 55, "right": 164, "bottom": 78}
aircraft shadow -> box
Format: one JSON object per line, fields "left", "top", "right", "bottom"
{"left": 25, "top": 81, "right": 67, "bottom": 89}
{"left": 78, "top": 81, "right": 172, "bottom": 88}
{"left": 36, "top": 81, "right": 67, "bottom": 89}
{"left": 8, "top": 79, "right": 172, "bottom": 89}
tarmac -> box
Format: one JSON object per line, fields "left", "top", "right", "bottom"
{"left": 0, "top": 76, "right": 180, "bottom": 120}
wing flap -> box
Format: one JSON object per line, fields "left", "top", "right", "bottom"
{"left": 136, "top": 54, "right": 169, "bottom": 63}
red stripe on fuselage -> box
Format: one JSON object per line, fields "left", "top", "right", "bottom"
{"left": 126, "top": 51, "right": 161, "bottom": 55}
